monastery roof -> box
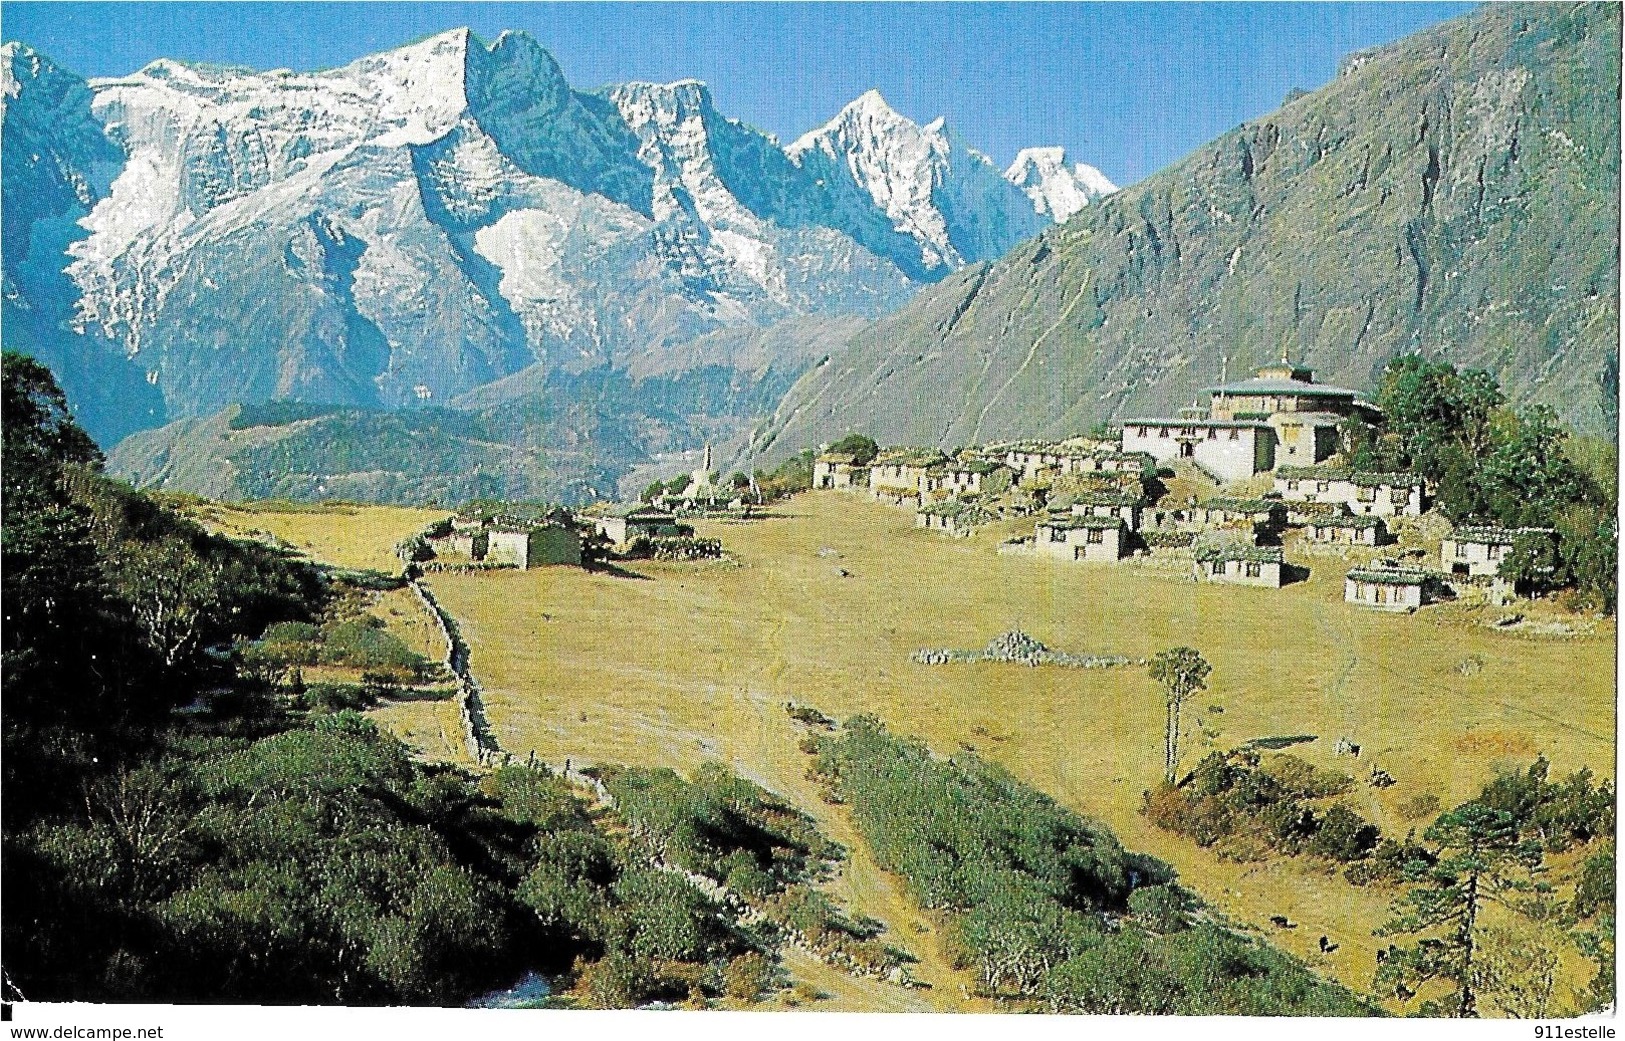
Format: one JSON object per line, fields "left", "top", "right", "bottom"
{"left": 1205, "top": 377, "right": 1363, "bottom": 398}
{"left": 1122, "top": 417, "right": 1271, "bottom": 429}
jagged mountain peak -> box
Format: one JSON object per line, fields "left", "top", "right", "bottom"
{"left": 1004, "top": 146, "right": 1117, "bottom": 222}
{"left": 787, "top": 87, "right": 1046, "bottom": 275}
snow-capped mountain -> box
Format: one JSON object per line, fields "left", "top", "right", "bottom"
{"left": 787, "top": 90, "right": 1049, "bottom": 279}
{"left": 1004, "top": 147, "right": 1117, "bottom": 223}
{"left": 3, "top": 30, "right": 1113, "bottom": 491}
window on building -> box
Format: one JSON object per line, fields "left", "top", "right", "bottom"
{"left": 1087, "top": 528, "right": 1105, "bottom": 544}
{"left": 1489, "top": 545, "right": 1504, "bottom": 560}
{"left": 1049, "top": 527, "right": 1066, "bottom": 542}
{"left": 1286, "top": 480, "right": 1299, "bottom": 490}
{"left": 1357, "top": 488, "right": 1376, "bottom": 501}
{"left": 1206, "top": 429, "right": 1217, "bottom": 440}
{"left": 1229, "top": 429, "right": 1240, "bottom": 441}
{"left": 1317, "top": 481, "right": 1331, "bottom": 492}
{"left": 1455, "top": 543, "right": 1469, "bottom": 558}
{"left": 1158, "top": 427, "right": 1169, "bottom": 438}
{"left": 1245, "top": 562, "right": 1262, "bottom": 578}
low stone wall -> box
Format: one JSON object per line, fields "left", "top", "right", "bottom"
{"left": 411, "top": 578, "right": 508, "bottom": 768}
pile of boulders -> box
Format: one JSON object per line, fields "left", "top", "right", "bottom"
{"left": 913, "top": 630, "right": 1140, "bottom": 669}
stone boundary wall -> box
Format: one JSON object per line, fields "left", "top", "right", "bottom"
{"left": 410, "top": 577, "right": 507, "bottom": 768}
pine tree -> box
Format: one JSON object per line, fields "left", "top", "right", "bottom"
{"left": 1375, "top": 802, "right": 1545, "bottom": 1017}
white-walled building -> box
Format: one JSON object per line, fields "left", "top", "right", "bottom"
{"left": 1441, "top": 526, "right": 1555, "bottom": 579}
{"left": 1193, "top": 545, "right": 1286, "bottom": 587}
{"left": 1274, "top": 468, "right": 1425, "bottom": 517}
{"left": 1345, "top": 566, "right": 1434, "bottom": 611}
{"left": 1034, "top": 515, "right": 1127, "bottom": 563}
{"left": 1120, "top": 360, "right": 1378, "bottom": 481}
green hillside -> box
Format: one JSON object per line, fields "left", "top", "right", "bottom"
{"left": 746, "top": 2, "right": 1620, "bottom": 464}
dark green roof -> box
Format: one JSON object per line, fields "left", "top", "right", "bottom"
{"left": 1204, "top": 377, "right": 1362, "bottom": 398}
{"left": 1450, "top": 525, "right": 1555, "bottom": 545}
{"left": 1074, "top": 490, "right": 1145, "bottom": 507}
{"left": 1194, "top": 544, "right": 1284, "bottom": 564}
{"left": 1275, "top": 466, "right": 1421, "bottom": 486}
{"left": 1198, "top": 497, "right": 1283, "bottom": 514}
{"left": 874, "top": 448, "right": 947, "bottom": 467}
{"left": 1040, "top": 515, "right": 1124, "bottom": 531}
{"left": 1347, "top": 567, "right": 1430, "bottom": 585}
{"left": 1308, "top": 514, "right": 1386, "bottom": 529}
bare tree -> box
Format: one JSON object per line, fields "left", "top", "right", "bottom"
{"left": 1149, "top": 647, "right": 1211, "bottom": 784}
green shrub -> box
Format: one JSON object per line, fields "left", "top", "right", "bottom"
{"left": 721, "top": 951, "right": 776, "bottom": 1002}
{"left": 1128, "top": 884, "right": 1198, "bottom": 933}
{"left": 1306, "top": 804, "right": 1380, "bottom": 862}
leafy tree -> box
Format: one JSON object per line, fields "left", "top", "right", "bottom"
{"left": 1149, "top": 648, "right": 1210, "bottom": 783}
{"left": 827, "top": 433, "right": 879, "bottom": 466}
{"left": 1375, "top": 802, "right": 1545, "bottom": 1017}
{"left": 1499, "top": 530, "right": 1563, "bottom": 596}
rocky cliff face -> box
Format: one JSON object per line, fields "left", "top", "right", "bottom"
{"left": 746, "top": 2, "right": 1620, "bottom": 467}
{"left": 5, "top": 29, "right": 1107, "bottom": 491}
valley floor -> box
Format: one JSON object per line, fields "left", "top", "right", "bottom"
{"left": 206, "top": 494, "right": 1614, "bottom": 1012}
{"left": 424, "top": 491, "right": 1614, "bottom": 1008}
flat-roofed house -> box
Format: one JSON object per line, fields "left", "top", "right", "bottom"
{"left": 1274, "top": 468, "right": 1425, "bottom": 517}
{"left": 1067, "top": 490, "right": 1146, "bottom": 531}
{"left": 431, "top": 528, "right": 490, "bottom": 559}
{"left": 1034, "top": 515, "right": 1126, "bottom": 563}
{"left": 1193, "top": 545, "right": 1285, "bottom": 587}
{"left": 1182, "top": 498, "right": 1287, "bottom": 536}
{"left": 870, "top": 449, "right": 946, "bottom": 506}
{"left": 487, "top": 524, "right": 582, "bottom": 569}
{"left": 1345, "top": 566, "right": 1434, "bottom": 611}
{"left": 1121, "top": 360, "right": 1378, "bottom": 481}
{"left": 586, "top": 505, "right": 687, "bottom": 552}
{"left": 814, "top": 452, "right": 865, "bottom": 490}
{"left": 1441, "top": 526, "right": 1555, "bottom": 579}
{"left": 1305, "top": 514, "right": 1388, "bottom": 546}
{"left": 916, "top": 500, "right": 996, "bottom": 536}
{"left": 1000, "top": 443, "right": 1064, "bottom": 481}
{"left": 1120, "top": 413, "right": 1276, "bottom": 483}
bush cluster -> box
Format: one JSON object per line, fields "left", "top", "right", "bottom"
{"left": 1142, "top": 751, "right": 1378, "bottom": 864}
{"left": 810, "top": 717, "right": 1372, "bottom": 1014}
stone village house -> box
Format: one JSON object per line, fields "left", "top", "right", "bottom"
{"left": 1304, "top": 513, "right": 1389, "bottom": 547}
{"left": 1344, "top": 565, "right": 1435, "bottom": 611}
{"left": 1034, "top": 515, "right": 1127, "bottom": 563}
{"left": 1273, "top": 467, "right": 1425, "bottom": 517}
{"left": 1440, "top": 526, "right": 1556, "bottom": 579}
{"left": 1193, "top": 544, "right": 1285, "bottom": 587}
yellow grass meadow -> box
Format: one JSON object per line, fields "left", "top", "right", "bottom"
{"left": 421, "top": 491, "right": 1614, "bottom": 1005}
{"left": 204, "top": 495, "right": 1613, "bottom": 1012}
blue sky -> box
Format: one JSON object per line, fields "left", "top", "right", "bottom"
{"left": 3, "top": 2, "right": 1473, "bottom": 185}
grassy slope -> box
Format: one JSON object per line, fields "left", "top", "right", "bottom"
{"left": 748, "top": 2, "right": 1620, "bottom": 466}
{"left": 189, "top": 502, "right": 475, "bottom": 767}
{"left": 426, "top": 492, "right": 1613, "bottom": 1005}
